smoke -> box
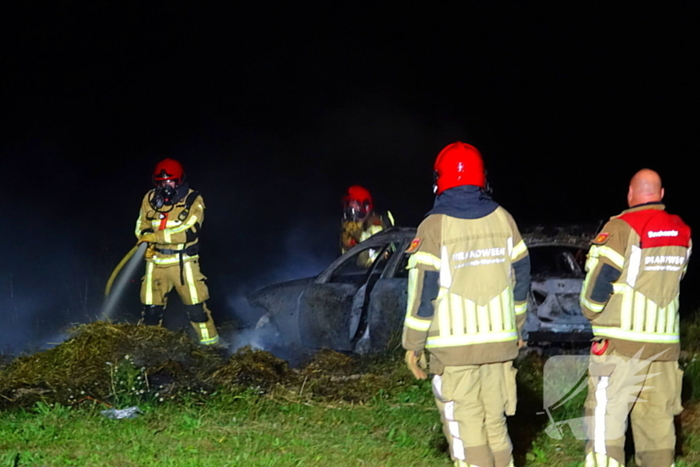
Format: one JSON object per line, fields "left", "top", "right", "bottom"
{"left": 219, "top": 216, "right": 337, "bottom": 358}
{"left": 0, "top": 100, "right": 455, "bottom": 359}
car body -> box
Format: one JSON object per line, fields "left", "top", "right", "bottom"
{"left": 520, "top": 225, "right": 597, "bottom": 343}
{"left": 250, "top": 225, "right": 596, "bottom": 354}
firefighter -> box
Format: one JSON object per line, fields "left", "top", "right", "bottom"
{"left": 340, "top": 185, "right": 394, "bottom": 266}
{"left": 402, "top": 142, "right": 530, "bottom": 467}
{"left": 581, "top": 169, "right": 691, "bottom": 467}
{"left": 136, "top": 158, "right": 221, "bottom": 346}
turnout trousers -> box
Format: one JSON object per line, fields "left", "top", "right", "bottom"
{"left": 584, "top": 349, "right": 683, "bottom": 467}
{"left": 432, "top": 361, "right": 517, "bottom": 467}
{"left": 140, "top": 258, "right": 219, "bottom": 345}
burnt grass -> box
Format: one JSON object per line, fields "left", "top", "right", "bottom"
{"left": 0, "top": 322, "right": 416, "bottom": 410}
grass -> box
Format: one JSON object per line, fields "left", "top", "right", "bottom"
{"left": 0, "top": 385, "right": 449, "bottom": 467}
{"left": 6, "top": 320, "right": 700, "bottom": 466}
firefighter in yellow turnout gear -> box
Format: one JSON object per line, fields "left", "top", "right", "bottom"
{"left": 581, "top": 169, "right": 691, "bottom": 467}
{"left": 136, "top": 158, "right": 220, "bottom": 346}
{"left": 403, "top": 143, "right": 530, "bottom": 467}
{"left": 340, "top": 185, "right": 394, "bottom": 266}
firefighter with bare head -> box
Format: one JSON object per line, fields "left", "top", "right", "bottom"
{"left": 581, "top": 169, "right": 691, "bottom": 466}
{"left": 402, "top": 142, "right": 530, "bottom": 467}
{"left": 136, "top": 158, "right": 221, "bottom": 346}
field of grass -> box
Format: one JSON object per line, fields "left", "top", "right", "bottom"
{"left": 4, "top": 321, "right": 700, "bottom": 466}
{"left": 0, "top": 387, "right": 450, "bottom": 467}
{"left": 4, "top": 358, "right": 700, "bottom": 467}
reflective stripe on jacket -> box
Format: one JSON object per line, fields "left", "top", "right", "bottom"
{"left": 402, "top": 206, "right": 530, "bottom": 368}
{"left": 135, "top": 188, "right": 205, "bottom": 267}
{"left": 581, "top": 203, "right": 691, "bottom": 359}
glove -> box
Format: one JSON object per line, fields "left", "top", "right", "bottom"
{"left": 405, "top": 350, "right": 427, "bottom": 380}
{"left": 138, "top": 232, "right": 157, "bottom": 244}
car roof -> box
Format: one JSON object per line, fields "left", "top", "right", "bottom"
{"left": 521, "top": 224, "right": 597, "bottom": 249}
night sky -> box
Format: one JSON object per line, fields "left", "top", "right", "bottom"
{"left": 2, "top": 3, "right": 698, "bottom": 351}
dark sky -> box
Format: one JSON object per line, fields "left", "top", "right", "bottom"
{"left": 1, "top": 3, "right": 698, "bottom": 350}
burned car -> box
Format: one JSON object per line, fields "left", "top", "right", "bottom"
{"left": 251, "top": 228, "right": 415, "bottom": 355}
{"left": 250, "top": 225, "right": 596, "bottom": 354}
{"left": 520, "top": 225, "right": 597, "bottom": 343}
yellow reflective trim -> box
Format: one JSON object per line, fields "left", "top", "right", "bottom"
{"left": 620, "top": 287, "right": 633, "bottom": 331}
{"left": 514, "top": 302, "right": 527, "bottom": 315}
{"left": 164, "top": 229, "right": 171, "bottom": 243}
{"left": 465, "top": 299, "right": 477, "bottom": 335}
{"left": 633, "top": 291, "right": 645, "bottom": 334}
{"left": 387, "top": 210, "right": 395, "bottom": 226}
{"left": 438, "top": 294, "right": 451, "bottom": 338}
{"left": 426, "top": 330, "right": 518, "bottom": 347}
{"left": 592, "top": 326, "right": 680, "bottom": 343}
{"left": 590, "top": 245, "right": 625, "bottom": 269}
{"left": 450, "top": 293, "right": 465, "bottom": 336}
{"left": 360, "top": 225, "right": 384, "bottom": 242}
{"left": 167, "top": 214, "right": 199, "bottom": 235}
{"left": 667, "top": 298, "right": 678, "bottom": 334}
{"left": 404, "top": 315, "right": 432, "bottom": 331}
{"left": 406, "top": 269, "right": 419, "bottom": 317}
{"left": 198, "top": 323, "right": 210, "bottom": 342}
{"left": 135, "top": 212, "right": 144, "bottom": 237}
{"left": 511, "top": 240, "right": 527, "bottom": 260}
{"left": 408, "top": 251, "right": 441, "bottom": 270}
{"left": 490, "top": 292, "right": 503, "bottom": 332}
{"left": 581, "top": 295, "right": 605, "bottom": 313}
{"left": 152, "top": 255, "right": 199, "bottom": 265}
{"left": 644, "top": 298, "right": 657, "bottom": 334}
{"left": 199, "top": 332, "right": 219, "bottom": 345}
{"left": 144, "top": 261, "right": 154, "bottom": 304}
{"left": 656, "top": 300, "right": 667, "bottom": 335}
{"left": 184, "top": 261, "right": 199, "bottom": 304}
{"left": 477, "top": 304, "right": 490, "bottom": 334}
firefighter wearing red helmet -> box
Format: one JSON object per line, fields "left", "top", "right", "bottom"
{"left": 135, "top": 158, "right": 221, "bottom": 346}
{"left": 402, "top": 142, "right": 530, "bottom": 467}
{"left": 340, "top": 185, "right": 394, "bottom": 265}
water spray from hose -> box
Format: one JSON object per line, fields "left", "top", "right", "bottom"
{"left": 102, "top": 242, "right": 148, "bottom": 320}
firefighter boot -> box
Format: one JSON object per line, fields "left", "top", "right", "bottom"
{"left": 141, "top": 305, "right": 165, "bottom": 326}
{"left": 186, "top": 302, "right": 220, "bottom": 346}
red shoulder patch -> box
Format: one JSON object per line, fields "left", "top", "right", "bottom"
{"left": 593, "top": 232, "right": 610, "bottom": 244}
{"left": 405, "top": 238, "right": 422, "bottom": 254}
{"left": 618, "top": 209, "right": 691, "bottom": 248}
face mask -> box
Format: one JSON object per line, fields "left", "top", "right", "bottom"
{"left": 152, "top": 183, "right": 178, "bottom": 208}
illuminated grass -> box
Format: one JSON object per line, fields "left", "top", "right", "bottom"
{"left": 5, "top": 319, "right": 700, "bottom": 465}
{"left": 0, "top": 388, "right": 449, "bottom": 467}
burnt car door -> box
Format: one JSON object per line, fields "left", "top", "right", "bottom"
{"left": 296, "top": 233, "right": 410, "bottom": 352}
{"left": 359, "top": 239, "right": 411, "bottom": 353}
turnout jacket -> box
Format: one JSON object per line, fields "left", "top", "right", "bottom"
{"left": 402, "top": 186, "right": 530, "bottom": 372}
{"left": 135, "top": 187, "right": 205, "bottom": 267}
{"left": 581, "top": 203, "right": 692, "bottom": 361}
{"left": 340, "top": 210, "right": 393, "bottom": 254}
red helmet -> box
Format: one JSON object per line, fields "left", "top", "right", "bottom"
{"left": 153, "top": 158, "right": 185, "bottom": 185}
{"left": 342, "top": 185, "right": 373, "bottom": 221}
{"left": 433, "top": 142, "right": 485, "bottom": 195}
